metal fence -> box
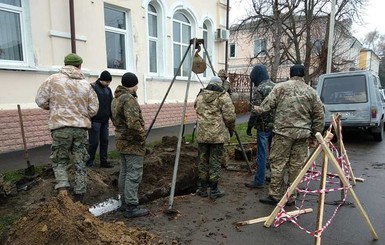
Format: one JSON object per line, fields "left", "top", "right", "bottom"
{"left": 229, "top": 73, "right": 251, "bottom": 94}
{"left": 228, "top": 73, "right": 251, "bottom": 114}
{"left": 228, "top": 73, "right": 286, "bottom": 114}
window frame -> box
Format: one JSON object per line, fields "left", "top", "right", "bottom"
{"left": 147, "top": 2, "right": 160, "bottom": 74}
{"left": 201, "top": 19, "right": 214, "bottom": 78}
{"left": 172, "top": 12, "right": 192, "bottom": 78}
{"left": 253, "top": 38, "right": 267, "bottom": 57}
{"left": 104, "top": 4, "right": 133, "bottom": 71}
{"left": 229, "top": 43, "right": 236, "bottom": 58}
{"left": 0, "top": 0, "right": 34, "bottom": 69}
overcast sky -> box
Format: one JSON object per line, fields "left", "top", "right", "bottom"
{"left": 229, "top": 0, "right": 385, "bottom": 43}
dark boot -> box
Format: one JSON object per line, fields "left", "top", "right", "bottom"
{"left": 72, "top": 193, "right": 84, "bottom": 203}
{"left": 100, "top": 161, "right": 114, "bottom": 168}
{"left": 86, "top": 160, "right": 94, "bottom": 167}
{"left": 124, "top": 204, "right": 149, "bottom": 218}
{"left": 209, "top": 182, "right": 225, "bottom": 199}
{"left": 118, "top": 202, "right": 128, "bottom": 212}
{"left": 259, "top": 195, "right": 279, "bottom": 205}
{"left": 196, "top": 181, "right": 208, "bottom": 197}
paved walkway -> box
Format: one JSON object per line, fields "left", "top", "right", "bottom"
{"left": 0, "top": 114, "right": 249, "bottom": 173}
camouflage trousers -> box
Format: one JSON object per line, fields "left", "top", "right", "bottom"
{"left": 118, "top": 154, "right": 144, "bottom": 205}
{"left": 197, "top": 143, "right": 224, "bottom": 184}
{"left": 50, "top": 127, "right": 89, "bottom": 194}
{"left": 268, "top": 134, "right": 308, "bottom": 200}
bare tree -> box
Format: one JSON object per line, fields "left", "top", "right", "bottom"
{"left": 363, "top": 30, "right": 385, "bottom": 54}
{"left": 231, "top": 0, "right": 368, "bottom": 83}
{"left": 233, "top": 0, "right": 300, "bottom": 81}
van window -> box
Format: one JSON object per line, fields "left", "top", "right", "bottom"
{"left": 320, "top": 75, "right": 368, "bottom": 104}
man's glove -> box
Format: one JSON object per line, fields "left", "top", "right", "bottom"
{"left": 229, "top": 130, "right": 234, "bottom": 137}
{"left": 246, "top": 126, "right": 252, "bottom": 136}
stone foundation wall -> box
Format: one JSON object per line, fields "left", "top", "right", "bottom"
{"left": 0, "top": 103, "right": 196, "bottom": 154}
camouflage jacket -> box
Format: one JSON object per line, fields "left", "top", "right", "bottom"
{"left": 222, "top": 80, "right": 232, "bottom": 94}
{"left": 35, "top": 66, "right": 99, "bottom": 130}
{"left": 247, "top": 79, "right": 275, "bottom": 132}
{"left": 194, "top": 85, "right": 236, "bottom": 143}
{"left": 111, "top": 85, "right": 145, "bottom": 156}
{"left": 259, "top": 77, "right": 325, "bottom": 139}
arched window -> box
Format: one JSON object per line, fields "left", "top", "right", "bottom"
{"left": 148, "top": 4, "right": 158, "bottom": 73}
{"left": 203, "top": 23, "right": 208, "bottom": 77}
{"left": 202, "top": 21, "right": 214, "bottom": 77}
{"left": 173, "top": 12, "right": 191, "bottom": 77}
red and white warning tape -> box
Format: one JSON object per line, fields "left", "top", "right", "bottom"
{"left": 272, "top": 141, "right": 351, "bottom": 238}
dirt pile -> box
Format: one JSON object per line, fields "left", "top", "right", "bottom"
{"left": 6, "top": 192, "right": 157, "bottom": 245}
{"left": 0, "top": 136, "right": 200, "bottom": 244}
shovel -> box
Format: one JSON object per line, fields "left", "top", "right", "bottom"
{"left": 17, "top": 105, "right": 36, "bottom": 177}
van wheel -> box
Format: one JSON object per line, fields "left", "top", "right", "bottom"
{"left": 373, "top": 121, "right": 384, "bottom": 141}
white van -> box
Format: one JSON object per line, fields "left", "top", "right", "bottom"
{"left": 316, "top": 70, "right": 384, "bottom": 141}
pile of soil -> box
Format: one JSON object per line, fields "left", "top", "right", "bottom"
{"left": 0, "top": 136, "right": 199, "bottom": 244}
{"left": 6, "top": 192, "right": 156, "bottom": 245}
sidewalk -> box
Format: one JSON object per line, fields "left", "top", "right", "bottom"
{"left": 0, "top": 114, "right": 250, "bottom": 174}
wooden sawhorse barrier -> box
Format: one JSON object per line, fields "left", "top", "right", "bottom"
{"left": 236, "top": 132, "right": 378, "bottom": 244}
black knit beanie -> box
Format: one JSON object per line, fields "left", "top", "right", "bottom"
{"left": 250, "top": 64, "right": 269, "bottom": 86}
{"left": 99, "top": 70, "right": 112, "bottom": 81}
{"left": 121, "top": 72, "right": 138, "bottom": 88}
{"left": 290, "top": 64, "right": 305, "bottom": 77}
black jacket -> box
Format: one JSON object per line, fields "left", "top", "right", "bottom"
{"left": 91, "top": 80, "right": 113, "bottom": 123}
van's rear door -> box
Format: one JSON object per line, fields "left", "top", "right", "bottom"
{"left": 319, "top": 74, "right": 370, "bottom": 127}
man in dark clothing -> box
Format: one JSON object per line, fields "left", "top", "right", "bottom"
{"left": 87, "top": 70, "right": 113, "bottom": 168}
{"left": 245, "top": 64, "right": 275, "bottom": 189}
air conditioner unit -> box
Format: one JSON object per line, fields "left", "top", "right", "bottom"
{"left": 216, "top": 28, "right": 230, "bottom": 41}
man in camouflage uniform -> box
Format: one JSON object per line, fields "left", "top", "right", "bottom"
{"left": 194, "top": 76, "right": 236, "bottom": 199}
{"left": 111, "top": 72, "right": 149, "bottom": 218}
{"left": 245, "top": 64, "right": 275, "bottom": 189}
{"left": 218, "top": 69, "right": 232, "bottom": 94}
{"left": 35, "top": 53, "right": 99, "bottom": 200}
{"left": 254, "top": 64, "right": 324, "bottom": 205}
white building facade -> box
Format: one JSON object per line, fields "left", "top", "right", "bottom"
{"left": 0, "top": 0, "right": 229, "bottom": 153}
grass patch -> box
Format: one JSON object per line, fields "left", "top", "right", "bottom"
{"left": 0, "top": 214, "right": 21, "bottom": 243}
{"left": 103, "top": 122, "right": 253, "bottom": 159}
{"left": 3, "top": 165, "right": 48, "bottom": 183}
{"left": 232, "top": 123, "right": 254, "bottom": 143}
{"left": 3, "top": 170, "right": 24, "bottom": 183}
{"left": 0, "top": 214, "right": 20, "bottom": 231}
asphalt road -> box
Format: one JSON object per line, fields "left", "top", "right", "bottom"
{"left": 109, "top": 129, "right": 385, "bottom": 245}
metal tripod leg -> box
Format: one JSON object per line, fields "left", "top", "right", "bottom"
{"left": 146, "top": 39, "right": 216, "bottom": 139}
{"left": 145, "top": 44, "right": 192, "bottom": 139}
{"left": 234, "top": 130, "right": 253, "bottom": 173}
{"left": 168, "top": 38, "right": 198, "bottom": 211}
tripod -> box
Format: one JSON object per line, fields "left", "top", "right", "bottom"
{"left": 145, "top": 38, "right": 215, "bottom": 138}
{"left": 146, "top": 38, "right": 251, "bottom": 212}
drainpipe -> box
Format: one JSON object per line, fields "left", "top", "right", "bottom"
{"left": 69, "top": 0, "right": 76, "bottom": 53}
{"left": 224, "top": 0, "right": 229, "bottom": 71}
{"left": 326, "top": 0, "right": 336, "bottom": 73}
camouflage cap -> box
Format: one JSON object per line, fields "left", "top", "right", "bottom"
{"left": 218, "top": 69, "right": 227, "bottom": 78}
{"left": 64, "top": 53, "right": 83, "bottom": 66}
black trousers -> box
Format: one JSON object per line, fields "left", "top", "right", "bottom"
{"left": 87, "top": 121, "right": 109, "bottom": 166}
